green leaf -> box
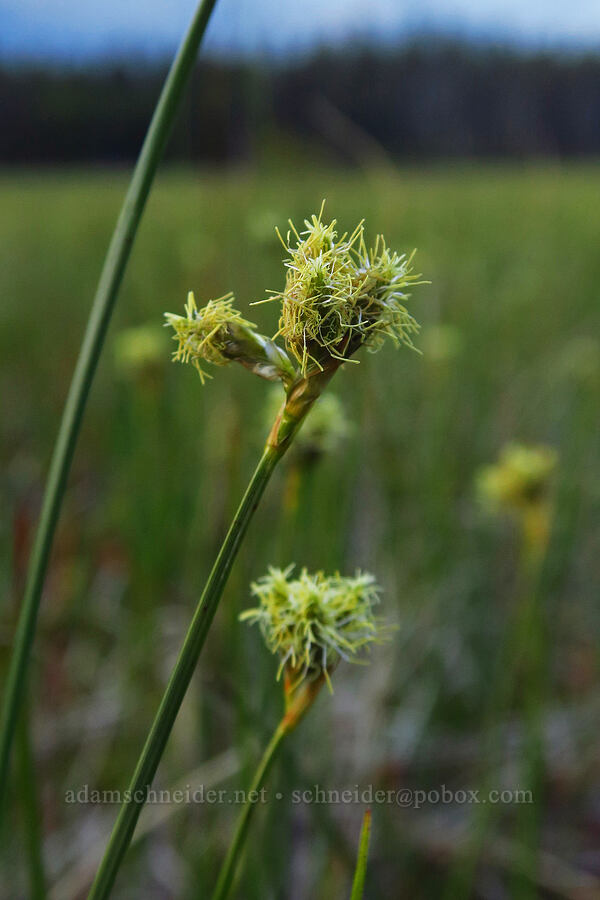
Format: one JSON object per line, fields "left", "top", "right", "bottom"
{"left": 350, "top": 809, "right": 372, "bottom": 900}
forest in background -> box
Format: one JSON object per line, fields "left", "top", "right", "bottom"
{"left": 2, "top": 42, "right": 600, "bottom": 164}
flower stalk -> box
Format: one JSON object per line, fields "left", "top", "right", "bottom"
{"left": 87, "top": 385, "right": 327, "bottom": 899}
{"left": 476, "top": 442, "right": 557, "bottom": 570}
{"left": 210, "top": 717, "right": 291, "bottom": 900}
{"left": 447, "top": 443, "right": 557, "bottom": 896}
{"left": 212, "top": 567, "right": 387, "bottom": 900}
{"left": 88, "top": 443, "right": 281, "bottom": 900}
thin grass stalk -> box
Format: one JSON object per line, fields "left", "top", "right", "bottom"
{"left": 211, "top": 720, "right": 288, "bottom": 900}
{"left": 509, "top": 558, "right": 546, "bottom": 900}
{"left": 50, "top": 750, "right": 238, "bottom": 900}
{"left": 443, "top": 598, "right": 538, "bottom": 897}
{"left": 444, "top": 527, "right": 549, "bottom": 898}
{"left": 350, "top": 809, "right": 372, "bottom": 900}
{"left": 16, "top": 698, "right": 45, "bottom": 899}
{"left": 271, "top": 741, "right": 362, "bottom": 884}
{"left": 88, "top": 445, "right": 284, "bottom": 899}
{"left": 0, "top": 0, "right": 219, "bottom": 818}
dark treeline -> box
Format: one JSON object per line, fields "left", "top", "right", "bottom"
{"left": 2, "top": 42, "right": 600, "bottom": 164}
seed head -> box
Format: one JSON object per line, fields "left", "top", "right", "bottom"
{"left": 164, "top": 291, "right": 256, "bottom": 383}
{"left": 476, "top": 443, "right": 558, "bottom": 513}
{"left": 240, "top": 565, "right": 389, "bottom": 691}
{"left": 267, "top": 207, "right": 423, "bottom": 373}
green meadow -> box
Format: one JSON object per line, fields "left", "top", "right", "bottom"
{"left": 2, "top": 164, "right": 600, "bottom": 897}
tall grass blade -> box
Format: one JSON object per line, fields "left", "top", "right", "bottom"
{"left": 16, "top": 699, "right": 45, "bottom": 899}
{"left": 0, "top": 0, "right": 219, "bottom": 818}
{"left": 50, "top": 750, "right": 238, "bottom": 900}
{"left": 350, "top": 809, "right": 372, "bottom": 900}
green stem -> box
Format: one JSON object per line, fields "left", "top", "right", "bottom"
{"left": 444, "top": 524, "right": 547, "bottom": 899}
{"left": 89, "top": 445, "right": 283, "bottom": 900}
{"left": 212, "top": 720, "right": 288, "bottom": 900}
{"left": 0, "top": 0, "right": 219, "bottom": 819}
{"left": 16, "top": 700, "right": 45, "bottom": 899}
{"left": 350, "top": 809, "right": 372, "bottom": 900}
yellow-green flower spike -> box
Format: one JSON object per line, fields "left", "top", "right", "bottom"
{"left": 265, "top": 206, "right": 424, "bottom": 373}
{"left": 164, "top": 292, "right": 256, "bottom": 383}
{"left": 240, "top": 566, "right": 390, "bottom": 691}
{"left": 476, "top": 442, "right": 558, "bottom": 514}
{"left": 353, "top": 235, "right": 422, "bottom": 354}
{"left": 165, "top": 291, "right": 296, "bottom": 386}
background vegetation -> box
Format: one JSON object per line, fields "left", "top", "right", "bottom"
{"left": 1, "top": 160, "right": 600, "bottom": 897}
{"left": 3, "top": 43, "right": 600, "bottom": 165}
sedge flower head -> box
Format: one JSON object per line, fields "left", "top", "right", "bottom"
{"left": 164, "top": 291, "right": 256, "bottom": 383}
{"left": 240, "top": 566, "right": 389, "bottom": 690}
{"left": 476, "top": 443, "right": 558, "bottom": 513}
{"left": 113, "top": 324, "right": 167, "bottom": 376}
{"left": 268, "top": 206, "right": 423, "bottom": 373}
{"left": 352, "top": 234, "right": 421, "bottom": 354}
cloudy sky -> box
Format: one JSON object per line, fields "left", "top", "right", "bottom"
{"left": 2, "top": 0, "right": 600, "bottom": 61}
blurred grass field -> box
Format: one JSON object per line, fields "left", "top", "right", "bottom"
{"left": 1, "top": 163, "right": 600, "bottom": 898}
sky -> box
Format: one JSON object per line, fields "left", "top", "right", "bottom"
{"left": 2, "top": 0, "right": 600, "bottom": 62}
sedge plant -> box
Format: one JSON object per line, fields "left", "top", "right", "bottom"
{"left": 478, "top": 443, "right": 557, "bottom": 899}
{"left": 212, "top": 566, "right": 389, "bottom": 900}
{"left": 446, "top": 442, "right": 557, "bottom": 898}
{"left": 89, "top": 208, "right": 425, "bottom": 897}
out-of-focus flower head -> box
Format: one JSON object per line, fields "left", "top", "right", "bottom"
{"left": 476, "top": 443, "right": 558, "bottom": 514}
{"left": 240, "top": 565, "right": 389, "bottom": 692}
{"left": 114, "top": 324, "right": 168, "bottom": 378}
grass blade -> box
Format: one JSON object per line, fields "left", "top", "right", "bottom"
{"left": 0, "top": 0, "right": 219, "bottom": 818}
{"left": 350, "top": 809, "right": 372, "bottom": 900}
{"left": 49, "top": 750, "right": 239, "bottom": 900}
{"left": 16, "top": 699, "right": 45, "bottom": 899}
